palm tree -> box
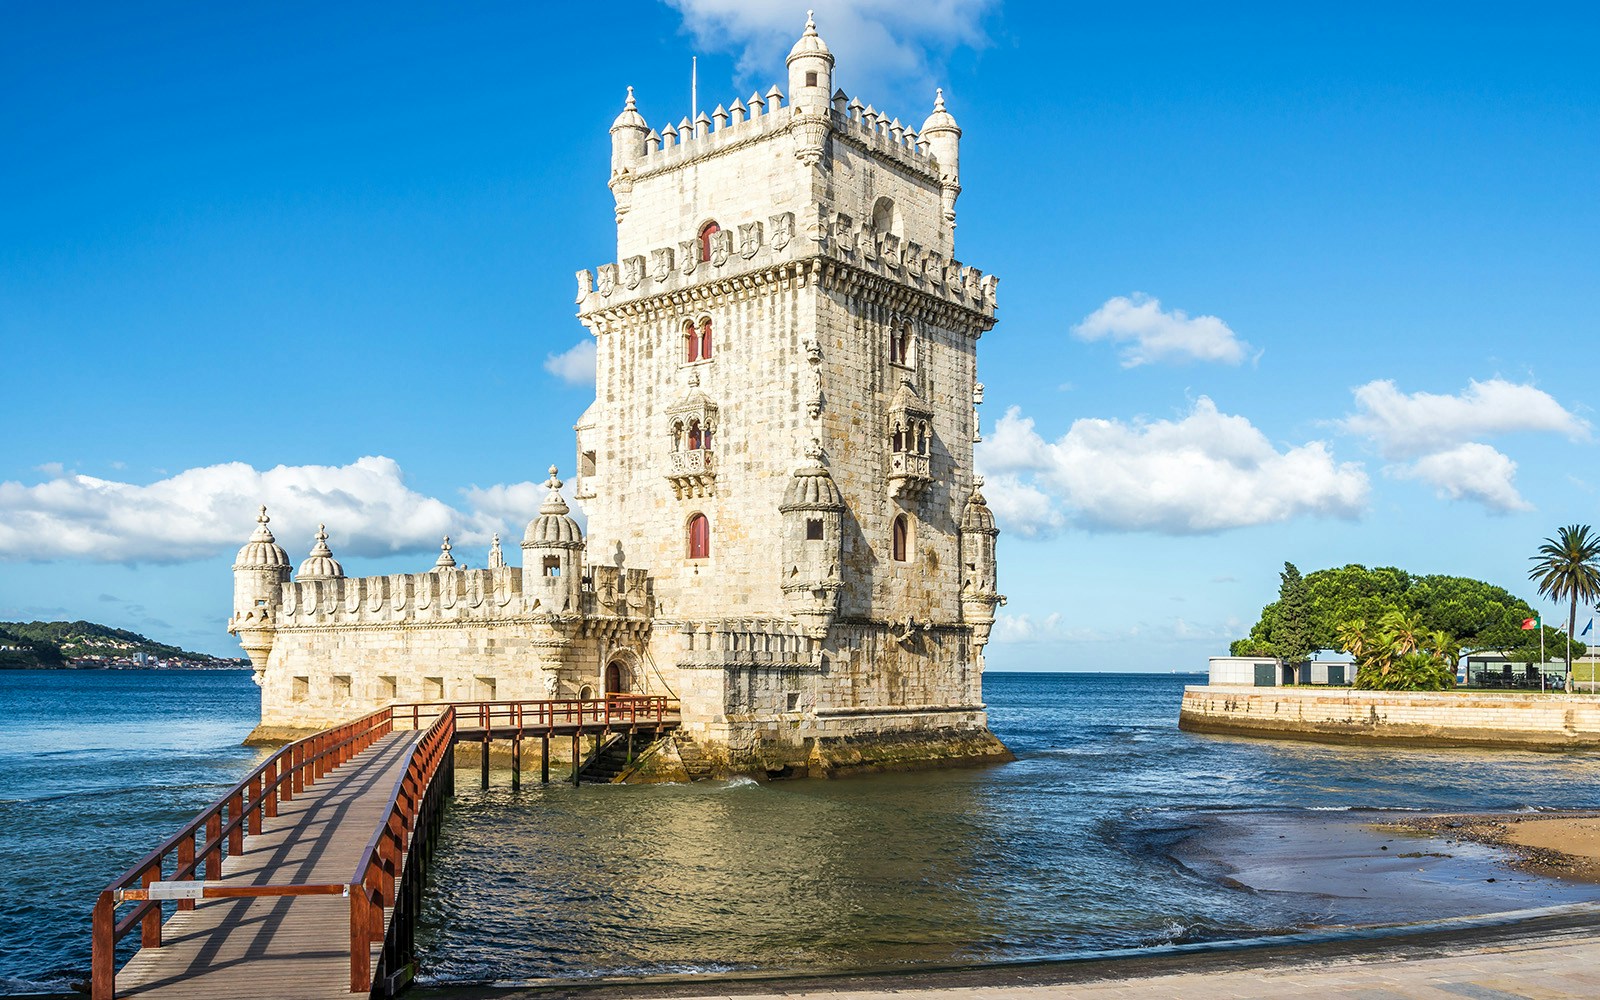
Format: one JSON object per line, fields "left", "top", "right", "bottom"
{"left": 1528, "top": 524, "right": 1600, "bottom": 693}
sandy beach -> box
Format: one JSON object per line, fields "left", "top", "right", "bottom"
{"left": 1388, "top": 810, "right": 1600, "bottom": 883}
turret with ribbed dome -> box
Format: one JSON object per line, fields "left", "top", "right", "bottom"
{"left": 229, "top": 506, "right": 292, "bottom": 684}
{"left": 521, "top": 467, "right": 585, "bottom": 612}
{"left": 609, "top": 85, "right": 649, "bottom": 216}
{"left": 779, "top": 442, "right": 845, "bottom": 638}
{"left": 296, "top": 524, "right": 345, "bottom": 581}
{"left": 920, "top": 88, "right": 962, "bottom": 233}
{"left": 786, "top": 10, "right": 834, "bottom": 113}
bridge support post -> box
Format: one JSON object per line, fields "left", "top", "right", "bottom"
{"left": 511, "top": 738, "right": 521, "bottom": 790}
{"left": 480, "top": 737, "right": 490, "bottom": 790}
{"left": 571, "top": 733, "right": 581, "bottom": 786}
{"left": 541, "top": 735, "right": 550, "bottom": 784}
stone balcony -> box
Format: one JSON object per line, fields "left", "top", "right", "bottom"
{"left": 667, "top": 449, "right": 716, "bottom": 499}
{"left": 887, "top": 451, "right": 933, "bottom": 498}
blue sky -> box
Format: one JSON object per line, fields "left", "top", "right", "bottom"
{"left": 2, "top": 1, "right": 1597, "bottom": 667}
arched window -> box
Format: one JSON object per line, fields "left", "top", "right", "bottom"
{"left": 671, "top": 420, "right": 684, "bottom": 452}
{"left": 684, "top": 320, "right": 699, "bottom": 363}
{"left": 699, "top": 221, "right": 720, "bottom": 262}
{"left": 688, "top": 420, "right": 702, "bottom": 451}
{"left": 699, "top": 318, "right": 713, "bottom": 360}
{"left": 892, "top": 515, "right": 909, "bottom": 563}
{"left": 688, "top": 513, "right": 711, "bottom": 559}
{"left": 891, "top": 423, "right": 905, "bottom": 453}
{"left": 872, "top": 196, "right": 901, "bottom": 239}
{"left": 917, "top": 422, "right": 928, "bottom": 455}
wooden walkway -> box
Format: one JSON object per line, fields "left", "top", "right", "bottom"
{"left": 111, "top": 731, "right": 421, "bottom": 999}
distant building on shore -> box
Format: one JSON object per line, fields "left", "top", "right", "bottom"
{"left": 228, "top": 15, "right": 1011, "bottom": 774}
{"left": 1207, "top": 655, "right": 1353, "bottom": 687}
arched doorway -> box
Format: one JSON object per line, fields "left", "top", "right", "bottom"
{"left": 605, "top": 658, "right": 632, "bottom": 695}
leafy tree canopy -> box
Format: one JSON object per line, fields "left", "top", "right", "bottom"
{"left": 1230, "top": 564, "right": 1583, "bottom": 660}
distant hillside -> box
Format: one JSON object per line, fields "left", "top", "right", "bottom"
{"left": 0, "top": 620, "right": 237, "bottom": 668}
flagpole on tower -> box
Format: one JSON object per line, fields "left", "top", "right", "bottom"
{"left": 692, "top": 56, "right": 698, "bottom": 122}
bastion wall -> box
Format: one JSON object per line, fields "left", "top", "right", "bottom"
{"left": 1179, "top": 685, "right": 1600, "bottom": 748}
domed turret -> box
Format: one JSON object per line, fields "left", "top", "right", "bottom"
{"left": 234, "top": 505, "right": 290, "bottom": 571}
{"left": 786, "top": 11, "right": 834, "bottom": 113}
{"left": 610, "top": 86, "right": 649, "bottom": 172}
{"left": 920, "top": 89, "right": 963, "bottom": 239}
{"left": 431, "top": 536, "right": 457, "bottom": 572}
{"left": 779, "top": 442, "right": 845, "bottom": 638}
{"left": 296, "top": 524, "right": 345, "bottom": 580}
{"left": 229, "top": 506, "right": 291, "bottom": 684}
{"left": 522, "top": 467, "right": 586, "bottom": 612}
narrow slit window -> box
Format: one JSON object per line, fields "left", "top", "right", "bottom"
{"left": 699, "top": 318, "right": 713, "bottom": 360}
{"left": 892, "top": 515, "right": 909, "bottom": 563}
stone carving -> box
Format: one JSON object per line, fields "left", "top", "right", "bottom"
{"left": 679, "top": 239, "right": 699, "bottom": 274}
{"left": 737, "top": 221, "right": 763, "bottom": 259}
{"left": 709, "top": 229, "right": 733, "bottom": 267}
{"left": 650, "top": 247, "right": 674, "bottom": 282}
{"left": 833, "top": 213, "right": 856, "bottom": 253}
{"left": 597, "top": 263, "right": 617, "bottom": 297}
{"left": 575, "top": 269, "right": 593, "bottom": 303}
{"left": 803, "top": 338, "right": 824, "bottom": 418}
{"left": 769, "top": 212, "right": 794, "bottom": 250}
{"left": 622, "top": 255, "right": 645, "bottom": 290}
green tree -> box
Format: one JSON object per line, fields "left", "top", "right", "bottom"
{"left": 1348, "top": 611, "right": 1456, "bottom": 691}
{"left": 1528, "top": 525, "right": 1600, "bottom": 693}
{"left": 1268, "top": 562, "right": 1316, "bottom": 668}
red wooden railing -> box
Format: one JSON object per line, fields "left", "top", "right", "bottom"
{"left": 88, "top": 695, "right": 673, "bottom": 998}
{"left": 90, "top": 708, "right": 398, "bottom": 999}
{"left": 392, "top": 693, "right": 675, "bottom": 734}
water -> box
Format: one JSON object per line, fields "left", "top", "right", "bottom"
{"left": 3, "top": 670, "right": 1600, "bottom": 994}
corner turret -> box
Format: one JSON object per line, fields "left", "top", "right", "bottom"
{"left": 229, "top": 506, "right": 291, "bottom": 683}
{"left": 920, "top": 88, "right": 962, "bottom": 237}
{"left": 609, "top": 87, "right": 649, "bottom": 222}
{"left": 786, "top": 11, "right": 834, "bottom": 114}
{"left": 521, "top": 467, "right": 585, "bottom": 613}
{"left": 959, "top": 479, "right": 1003, "bottom": 650}
{"left": 779, "top": 443, "right": 846, "bottom": 638}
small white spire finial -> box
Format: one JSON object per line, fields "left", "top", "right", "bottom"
{"left": 625, "top": 85, "right": 636, "bottom": 108}
{"left": 934, "top": 88, "right": 946, "bottom": 112}
{"left": 257, "top": 505, "right": 270, "bottom": 525}
{"left": 545, "top": 466, "right": 563, "bottom": 491}
{"left": 805, "top": 9, "right": 816, "bottom": 32}
{"left": 315, "top": 523, "right": 327, "bottom": 541}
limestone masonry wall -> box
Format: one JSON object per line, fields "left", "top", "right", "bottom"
{"left": 1180, "top": 685, "right": 1600, "bottom": 748}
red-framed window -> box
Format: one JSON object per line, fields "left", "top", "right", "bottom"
{"left": 699, "top": 221, "right": 720, "bottom": 262}
{"left": 688, "top": 513, "right": 711, "bottom": 560}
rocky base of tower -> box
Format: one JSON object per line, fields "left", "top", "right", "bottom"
{"left": 672, "top": 726, "right": 1014, "bottom": 781}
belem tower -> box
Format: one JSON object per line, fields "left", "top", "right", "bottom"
{"left": 229, "top": 15, "right": 1010, "bottom": 776}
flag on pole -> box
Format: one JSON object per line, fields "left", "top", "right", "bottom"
{"left": 1583, "top": 619, "right": 1593, "bottom": 637}
{"left": 1521, "top": 616, "right": 1540, "bottom": 630}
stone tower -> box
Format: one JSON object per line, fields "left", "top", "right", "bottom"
{"left": 574, "top": 14, "right": 1007, "bottom": 765}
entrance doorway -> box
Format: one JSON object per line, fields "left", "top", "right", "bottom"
{"left": 604, "top": 659, "right": 632, "bottom": 696}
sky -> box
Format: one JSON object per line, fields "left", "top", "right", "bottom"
{"left": 2, "top": 1, "right": 1598, "bottom": 668}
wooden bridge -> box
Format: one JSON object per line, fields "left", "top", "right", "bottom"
{"left": 90, "top": 695, "right": 678, "bottom": 999}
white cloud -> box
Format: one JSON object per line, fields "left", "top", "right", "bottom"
{"left": 1392, "top": 442, "right": 1532, "bottom": 513}
{"left": 979, "top": 474, "right": 1064, "bottom": 539}
{"left": 543, "top": 339, "right": 597, "bottom": 386}
{"left": 662, "top": 0, "right": 995, "bottom": 101}
{"left": 1340, "top": 377, "right": 1587, "bottom": 459}
{"left": 0, "top": 457, "right": 544, "bottom": 565}
{"left": 1071, "top": 293, "right": 1252, "bottom": 368}
{"left": 977, "top": 400, "right": 1368, "bottom": 535}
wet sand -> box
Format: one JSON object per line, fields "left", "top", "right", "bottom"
{"left": 1388, "top": 809, "right": 1600, "bottom": 883}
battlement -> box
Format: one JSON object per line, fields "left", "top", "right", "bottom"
{"left": 576, "top": 210, "right": 996, "bottom": 320}
{"left": 629, "top": 85, "right": 941, "bottom": 182}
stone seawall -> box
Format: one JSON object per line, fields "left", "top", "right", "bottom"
{"left": 1179, "top": 685, "right": 1600, "bottom": 748}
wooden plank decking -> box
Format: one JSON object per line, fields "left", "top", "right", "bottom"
{"left": 111, "top": 731, "right": 422, "bottom": 999}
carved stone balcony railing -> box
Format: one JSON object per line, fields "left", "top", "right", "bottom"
{"left": 887, "top": 451, "right": 933, "bottom": 498}
{"left": 667, "top": 449, "right": 716, "bottom": 499}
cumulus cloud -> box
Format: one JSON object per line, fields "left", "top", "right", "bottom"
{"left": 662, "top": 0, "right": 995, "bottom": 101}
{"left": 0, "top": 457, "right": 545, "bottom": 565}
{"left": 1391, "top": 442, "right": 1532, "bottom": 513}
{"left": 543, "top": 339, "right": 597, "bottom": 386}
{"left": 1072, "top": 293, "right": 1252, "bottom": 368}
{"left": 1340, "top": 377, "right": 1587, "bottom": 459}
{"left": 977, "top": 400, "right": 1368, "bottom": 535}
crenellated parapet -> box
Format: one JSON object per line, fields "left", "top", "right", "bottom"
{"left": 576, "top": 211, "right": 996, "bottom": 324}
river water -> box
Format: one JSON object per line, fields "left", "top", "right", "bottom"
{"left": 3, "top": 669, "right": 1599, "bottom": 994}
